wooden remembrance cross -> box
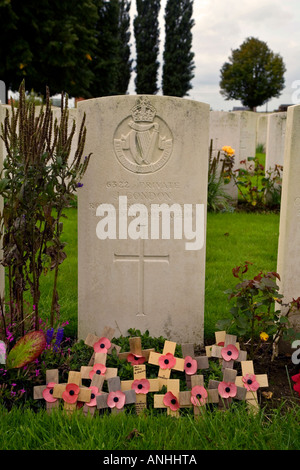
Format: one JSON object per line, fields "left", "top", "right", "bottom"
{"left": 149, "top": 340, "right": 185, "bottom": 387}
{"left": 114, "top": 237, "right": 169, "bottom": 317}
{"left": 178, "top": 375, "right": 219, "bottom": 418}
{"left": 121, "top": 364, "right": 160, "bottom": 414}
{"left": 208, "top": 367, "right": 247, "bottom": 409}
{"left": 80, "top": 351, "right": 118, "bottom": 382}
{"left": 235, "top": 360, "right": 268, "bottom": 412}
{"left": 209, "top": 332, "right": 247, "bottom": 371}
{"left": 118, "top": 336, "right": 155, "bottom": 365}
{"left": 52, "top": 371, "right": 91, "bottom": 413}
{"left": 97, "top": 376, "right": 136, "bottom": 414}
{"left": 33, "top": 369, "right": 60, "bottom": 413}
{"left": 181, "top": 343, "right": 209, "bottom": 388}
{"left": 84, "top": 326, "right": 121, "bottom": 366}
{"left": 154, "top": 379, "right": 181, "bottom": 418}
{"left": 83, "top": 373, "right": 107, "bottom": 417}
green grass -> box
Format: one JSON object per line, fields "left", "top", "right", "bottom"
{"left": 0, "top": 402, "right": 299, "bottom": 450}
{"left": 205, "top": 211, "right": 280, "bottom": 340}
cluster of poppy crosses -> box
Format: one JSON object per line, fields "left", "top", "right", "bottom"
{"left": 34, "top": 328, "right": 269, "bottom": 417}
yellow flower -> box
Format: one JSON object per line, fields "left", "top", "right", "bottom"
{"left": 222, "top": 146, "right": 235, "bottom": 156}
{"left": 19, "top": 63, "right": 26, "bottom": 69}
{"left": 85, "top": 53, "right": 92, "bottom": 61}
{"left": 260, "top": 332, "right": 269, "bottom": 342}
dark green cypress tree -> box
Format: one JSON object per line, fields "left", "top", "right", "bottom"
{"left": 115, "top": 0, "right": 133, "bottom": 94}
{"left": 162, "top": 0, "right": 195, "bottom": 97}
{"left": 134, "top": 0, "right": 161, "bottom": 94}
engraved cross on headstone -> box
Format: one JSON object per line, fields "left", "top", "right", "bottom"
{"left": 114, "top": 236, "right": 169, "bottom": 316}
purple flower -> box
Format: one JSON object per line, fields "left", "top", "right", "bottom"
{"left": 53, "top": 327, "right": 64, "bottom": 352}
{"left": 46, "top": 328, "right": 55, "bottom": 345}
{"left": 76, "top": 182, "right": 84, "bottom": 188}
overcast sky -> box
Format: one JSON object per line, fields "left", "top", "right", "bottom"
{"left": 128, "top": 0, "right": 300, "bottom": 111}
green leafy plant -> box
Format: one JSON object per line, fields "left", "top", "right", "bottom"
{"left": 0, "top": 80, "right": 91, "bottom": 336}
{"left": 217, "top": 261, "right": 299, "bottom": 358}
{"left": 207, "top": 141, "right": 234, "bottom": 212}
{"left": 230, "top": 156, "right": 282, "bottom": 209}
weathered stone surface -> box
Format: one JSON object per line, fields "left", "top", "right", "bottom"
{"left": 77, "top": 95, "right": 210, "bottom": 344}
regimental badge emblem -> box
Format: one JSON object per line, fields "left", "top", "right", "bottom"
{"left": 114, "top": 96, "right": 173, "bottom": 174}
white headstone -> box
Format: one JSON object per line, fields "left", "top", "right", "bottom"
{"left": 77, "top": 95, "right": 209, "bottom": 344}
{"left": 277, "top": 104, "right": 300, "bottom": 330}
{"left": 265, "top": 112, "right": 286, "bottom": 173}
{"left": 256, "top": 114, "right": 268, "bottom": 150}
{"left": 209, "top": 110, "right": 258, "bottom": 201}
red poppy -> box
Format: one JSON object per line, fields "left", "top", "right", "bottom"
{"left": 158, "top": 352, "right": 176, "bottom": 370}
{"left": 62, "top": 383, "right": 80, "bottom": 404}
{"left": 184, "top": 356, "right": 197, "bottom": 375}
{"left": 86, "top": 386, "right": 102, "bottom": 407}
{"left": 242, "top": 374, "right": 260, "bottom": 392}
{"left": 89, "top": 363, "right": 107, "bottom": 380}
{"left": 221, "top": 344, "right": 239, "bottom": 362}
{"left": 131, "top": 378, "right": 150, "bottom": 395}
{"left": 291, "top": 373, "right": 300, "bottom": 396}
{"left": 127, "top": 353, "right": 146, "bottom": 365}
{"left": 218, "top": 381, "right": 237, "bottom": 399}
{"left": 190, "top": 385, "right": 208, "bottom": 406}
{"left": 163, "top": 391, "right": 179, "bottom": 411}
{"left": 42, "top": 382, "right": 58, "bottom": 403}
{"left": 107, "top": 390, "right": 126, "bottom": 410}
{"left": 94, "top": 337, "right": 111, "bottom": 353}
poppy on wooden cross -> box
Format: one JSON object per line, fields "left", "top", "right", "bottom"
{"left": 208, "top": 367, "right": 247, "bottom": 409}
{"left": 80, "top": 350, "right": 118, "bottom": 382}
{"left": 181, "top": 343, "right": 209, "bottom": 388}
{"left": 83, "top": 373, "right": 107, "bottom": 417}
{"left": 118, "top": 336, "right": 155, "bottom": 365}
{"left": 52, "top": 371, "right": 91, "bottom": 414}
{"left": 96, "top": 376, "right": 136, "bottom": 414}
{"left": 235, "top": 360, "right": 268, "bottom": 412}
{"left": 33, "top": 369, "right": 60, "bottom": 414}
{"left": 153, "top": 379, "right": 181, "bottom": 418}
{"left": 84, "top": 326, "right": 121, "bottom": 366}
{"left": 178, "top": 375, "right": 219, "bottom": 418}
{"left": 209, "top": 332, "right": 247, "bottom": 370}
{"left": 148, "top": 340, "right": 185, "bottom": 387}
{"left": 121, "top": 364, "right": 160, "bottom": 414}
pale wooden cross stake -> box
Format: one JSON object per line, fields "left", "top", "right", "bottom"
{"left": 33, "top": 369, "right": 60, "bottom": 414}
{"left": 118, "top": 336, "right": 155, "bottom": 365}
{"left": 235, "top": 360, "right": 268, "bottom": 412}
{"left": 208, "top": 332, "right": 247, "bottom": 371}
{"left": 121, "top": 364, "right": 160, "bottom": 414}
{"left": 181, "top": 343, "right": 209, "bottom": 388}
{"left": 208, "top": 367, "right": 247, "bottom": 409}
{"left": 85, "top": 326, "right": 121, "bottom": 366}
{"left": 80, "top": 351, "right": 118, "bottom": 382}
{"left": 52, "top": 371, "right": 91, "bottom": 414}
{"left": 148, "top": 340, "right": 185, "bottom": 387}
{"left": 97, "top": 376, "right": 136, "bottom": 415}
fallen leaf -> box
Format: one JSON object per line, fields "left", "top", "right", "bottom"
{"left": 262, "top": 391, "right": 273, "bottom": 399}
{"left": 126, "top": 428, "right": 143, "bottom": 440}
